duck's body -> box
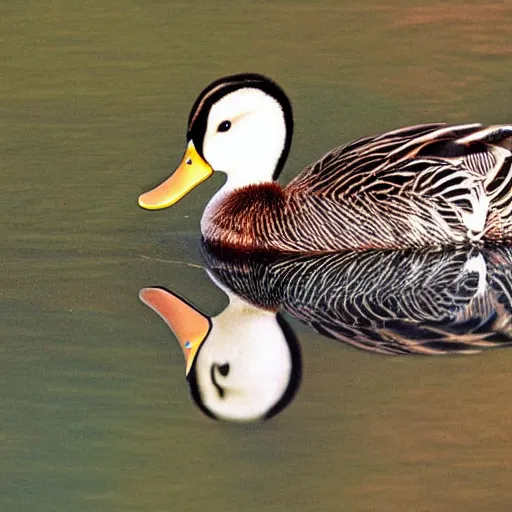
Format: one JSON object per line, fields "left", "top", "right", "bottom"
{"left": 203, "top": 123, "right": 512, "bottom": 253}
{"left": 139, "top": 74, "right": 512, "bottom": 253}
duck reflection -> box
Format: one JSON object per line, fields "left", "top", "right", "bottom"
{"left": 140, "top": 245, "right": 512, "bottom": 422}
{"left": 139, "top": 287, "right": 301, "bottom": 422}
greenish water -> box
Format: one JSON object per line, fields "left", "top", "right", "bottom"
{"left": 2, "top": 1, "right": 512, "bottom": 510}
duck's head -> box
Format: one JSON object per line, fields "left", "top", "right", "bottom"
{"left": 139, "top": 287, "right": 301, "bottom": 422}
{"left": 138, "top": 73, "right": 293, "bottom": 209}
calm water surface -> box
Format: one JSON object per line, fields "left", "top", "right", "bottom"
{"left": 2, "top": 1, "right": 512, "bottom": 510}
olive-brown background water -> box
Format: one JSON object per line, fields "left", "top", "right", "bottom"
{"left": 2, "top": 1, "right": 512, "bottom": 510}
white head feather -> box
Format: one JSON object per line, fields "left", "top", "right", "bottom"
{"left": 202, "top": 87, "right": 287, "bottom": 193}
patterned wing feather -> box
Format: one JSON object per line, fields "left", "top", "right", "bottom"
{"left": 284, "top": 123, "right": 512, "bottom": 249}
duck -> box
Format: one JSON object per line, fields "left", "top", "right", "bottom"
{"left": 138, "top": 73, "right": 512, "bottom": 253}
{"left": 139, "top": 287, "right": 301, "bottom": 422}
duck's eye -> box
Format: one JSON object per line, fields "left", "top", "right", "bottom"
{"left": 217, "top": 120, "right": 231, "bottom": 133}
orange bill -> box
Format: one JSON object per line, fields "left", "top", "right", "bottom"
{"left": 139, "top": 287, "right": 211, "bottom": 375}
{"left": 138, "top": 140, "right": 213, "bottom": 210}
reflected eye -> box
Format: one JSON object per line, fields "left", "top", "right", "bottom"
{"left": 217, "top": 120, "right": 231, "bottom": 133}
{"left": 211, "top": 364, "right": 229, "bottom": 398}
{"left": 218, "top": 363, "right": 230, "bottom": 377}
